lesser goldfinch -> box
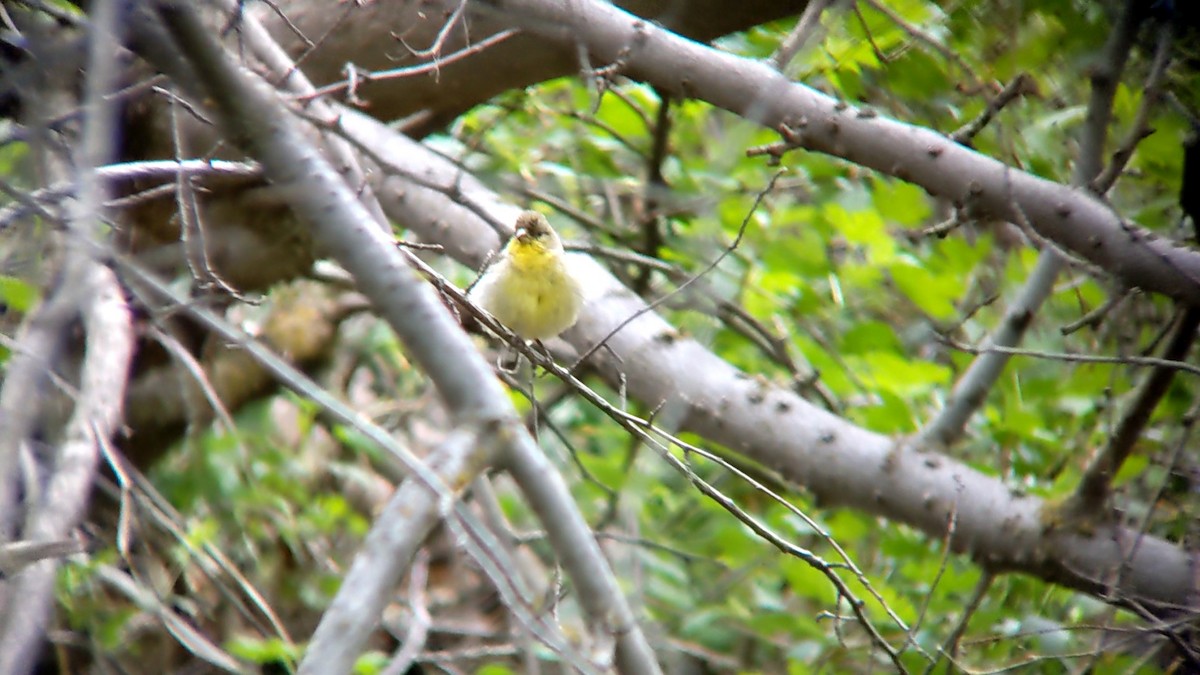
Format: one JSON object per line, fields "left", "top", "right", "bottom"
{"left": 469, "top": 211, "right": 583, "bottom": 341}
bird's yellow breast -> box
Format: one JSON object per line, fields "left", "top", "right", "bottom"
{"left": 472, "top": 239, "right": 583, "bottom": 341}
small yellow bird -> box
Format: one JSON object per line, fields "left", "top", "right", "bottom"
{"left": 469, "top": 210, "right": 584, "bottom": 341}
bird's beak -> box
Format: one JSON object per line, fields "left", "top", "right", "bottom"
{"left": 514, "top": 227, "right": 531, "bottom": 242}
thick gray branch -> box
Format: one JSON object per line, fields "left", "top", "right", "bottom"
{"left": 0, "top": 265, "right": 133, "bottom": 675}
{"left": 917, "top": 0, "right": 1149, "bottom": 448}
{"left": 336, "top": 107, "right": 1198, "bottom": 616}
{"left": 149, "top": 3, "right": 661, "bottom": 673}
{"left": 0, "top": 1, "right": 133, "bottom": 670}
{"left": 478, "top": 0, "right": 1200, "bottom": 304}
{"left": 251, "top": 0, "right": 809, "bottom": 125}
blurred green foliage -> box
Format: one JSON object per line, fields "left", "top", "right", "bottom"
{"left": 436, "top": 1, "right": 1195, "bottom": 671}
{"left": 30, "top": 0, "right": 1198, "bottom": 672}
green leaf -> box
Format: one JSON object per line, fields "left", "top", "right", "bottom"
{"left": 889, "top": 260, "right": 960, "bottom": 320}
{"left": 351, "top": 651, "right": 389, "bottom": 675}
{"left": 825, "top": 204, "right": 897, "bottom": 266}
{"left": 872, "top": 179, "right": 934, "bottom": 227}
{"left": 225, "top": 636, "right": 300, "bottom": 664}
{"left": 0, "top": 275, "right": 40, "bottom": 313}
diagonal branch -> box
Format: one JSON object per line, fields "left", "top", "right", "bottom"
{"left": 245, "top": 0, "right": 811, "bottom": 124}
{"left": 336, "top": 105, "right": 1199, "bottom": 616}
{"left": 1072, "top": 307, "right": 1200, "bottom": 511}
{"left": 915, "top": 0, "right": 1150, "bottom": 448}
{"left": 0, "top": 0, "right": 135, "bottom": 670}
{"left": 146, "top": 3, "right": 661, "bottom": 673}
{"left": 474, "top": 0, "right": 1200, "bottom": 304}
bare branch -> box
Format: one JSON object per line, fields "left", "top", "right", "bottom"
{"left": 1092, "top": 23, "right": 1175, "bottom": 192}
{"left": 914, "top": 0, "right": 1149, "bottom": 448}
{"left": 935, "top": 336, "right": 1200, "bottom": 377}
{"left": 0, "top": 1, "right": 134, "bottom": 669}
{"left": 473, "top": 0, "right": 1200, "bottom": 302}
{"left": 1072, "top": 307, "right": 1200, "bottom": 510}
{"left": 338, "top": 104, "right": 1200, "bottom": 615}
{"left": 950, "top": 73, "right": 1037, "bottom": 145}
{"left": 299, "top": 29, "right": 521, "bottom": 103}
{"left": 146, "top": 3, "right": 661, "bottom": 673}
{"left": 861, "top": 0, "right": 984, "bottom": 92}
{"left": 768, "top": 0, "right": 835, "bottom": 71}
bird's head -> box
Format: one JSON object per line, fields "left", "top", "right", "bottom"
{"left": 512, "top": 211, "right": 563, "bottom": 253}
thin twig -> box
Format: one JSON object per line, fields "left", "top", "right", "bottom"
{"left": 399, "top": 250, "right": 920, "bottom": 671}
{"left": 633, "top": 89, "right": 671, "bottom": 294}
{"left": 922, "top": 572, "right": 994, "bottom": 675}
{"left": 1060, "top": 288, "right": 1131, "bottom": 335}
{"left": 571, "top": 171, "right": 786, "bottom": 371}
{"left": 950, "top": 74, "right": 1037, "bottom": 145}
{"left": 769, "top": 0, "right": 835, "bottom": 71}
{"left": 904, "top": 499, "right": 959, "bottom": 655}
{"left": 1071, "top": 307, "right": 1200, "bottom": 510}
{"left": 298, "top": 30, "right": 519, "bottom": 103}
{"left": 117, "top": 250, "right": 593, "bottom": 674}
{"left": 1092, "top": 23, "right": 1175, "bottom": 192}
{"left": 914, "top": 0, "right": 1147, "bottom": 450}
{"left": 392, "top": 0, "right": 468, "bottom": 60}
{"left": 381, "top": 549, "right": 433, "bottom": 675}
{"left": 861, "top": 0, "right": 984, "bottom": 92}
{"left": 936, "top": 334, "right": 1200, "bottom": 378}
